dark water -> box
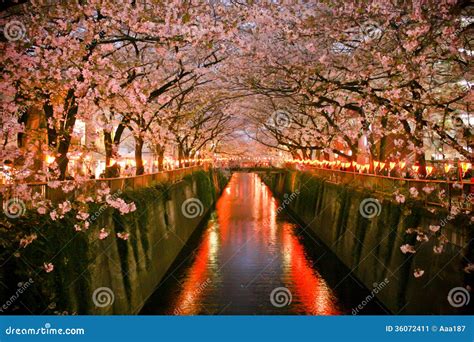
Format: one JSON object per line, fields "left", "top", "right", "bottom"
{"left": 141, "top": 173, "right": 387, "bottom": 315}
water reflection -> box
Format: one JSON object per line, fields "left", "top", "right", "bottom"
{"left": 141, "top": 173, "right": 384, "bottom": 315}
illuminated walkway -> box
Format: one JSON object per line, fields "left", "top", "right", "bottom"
{"left": 141, "top": 173, "right": 386, "bottom": 315}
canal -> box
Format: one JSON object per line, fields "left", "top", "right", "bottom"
{"left": 141, "top": 173, "right": 387, "bottom": 315}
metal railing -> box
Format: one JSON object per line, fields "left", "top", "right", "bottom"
{"left": 296, "top": 165, "right": 472, "bottom": 208}
{"left": 3, "top": 165, "right": 208, "bottom": 203}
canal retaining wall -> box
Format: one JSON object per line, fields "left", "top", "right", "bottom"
{"left": 263, "top": 170, "right": 473, "bottom": 314}
{"left": 0, "top": 169, "right": 229, "bottom": 315}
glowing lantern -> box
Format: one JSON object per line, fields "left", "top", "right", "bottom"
{"left": 444, "top": 164, "right": 452, "bottom": 173}
{"left": 426, "top": 166, "right": 434, "bottom": 176}
{"left": 45, "top": 155, "right": 56, "bottom": 165}
{"left": 460, "top": 162, "right": 471, "bottom": 176}
{"left": 373, "top": 161, "right": 380, "bottom": 169}
{"left": 379, "top": 162, "right": 385, "bottom": 170}
{"left": 389, "top": 162, "right": 396, "bottom": 170}
{"left": 412, "top": 165, "right": 419, "bottom": 173}
{"left": 399, "top": 161, "right": 406, "bottom": 169}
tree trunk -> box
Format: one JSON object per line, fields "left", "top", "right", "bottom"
{"left": 43, "top": 102, "right": 57, "bottom": 148}
{"left": 378, "top": 116, "right": 388, "bottom": 161}
{"left": 135, "top": 136, "right": 144, "bottom": 175}
{"left": 414, "top": 110, "right": 427, "bottom": 177}
{"left": 56, "top": 90, "right": 78, "bottom": 180}
{"left": 104, "top": 130, "right": 113, "bottom": 168}
{"left": 158, "top": 148, "right": 165, "bottom": 171}
{"left": 104, "top": 120, "right": 127, "bottom": 175}
{"left": 178, "top": 144, "right": 183, "bottom": 168}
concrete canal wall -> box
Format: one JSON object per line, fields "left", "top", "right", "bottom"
{"left": 263, "top": 170, "right": 473, "bottom": 314}
{"left": 0, "top": 169, "right": 228, "bottom": 315}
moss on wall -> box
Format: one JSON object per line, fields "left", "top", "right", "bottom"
{"left": 263, "top": 170, "right": 473, "bottom": 315}
{"left": 0, "top": 169, "right": 229, "bottom": 315}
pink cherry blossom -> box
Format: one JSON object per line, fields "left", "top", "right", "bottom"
{"left": 19, "top": 233, "right": 37, "bottom": 248}
{"left": 395, "top": 194, "right": 405, "bottom": 204}
{"left": 413, "top": 269, "right": 425, "bottom": 278}
{"left": 409, "top": 187, "right": 419, "bottom": 198}
{"left": 99, "top": 228, "right": 109, "bottom": 240}
{"left": 464, "top": 264, "right": 474, "bottom": 274}
{"left": 117, "top": 232, "right": 130, "bottom": 240}
{"left": 37, "top": 206, "right": 47, "bottom": 215}
{"left": 400, "top": 244, "right": 416, "bottom": 254}
{"left": 416, "top": 233, "right": 429, "bottom": 242}
{"left": 422, "top": 186, "right": 435, "bottom": 194}
{"left": 43, "top": 263, "right": 54, "bottom": 273}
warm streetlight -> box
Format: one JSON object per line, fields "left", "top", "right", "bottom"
{"left": 460, "top": 162, "right": 471, "bottom": 176}
{"left": 45, "top": 155, "right": 55, "bottom": 165}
